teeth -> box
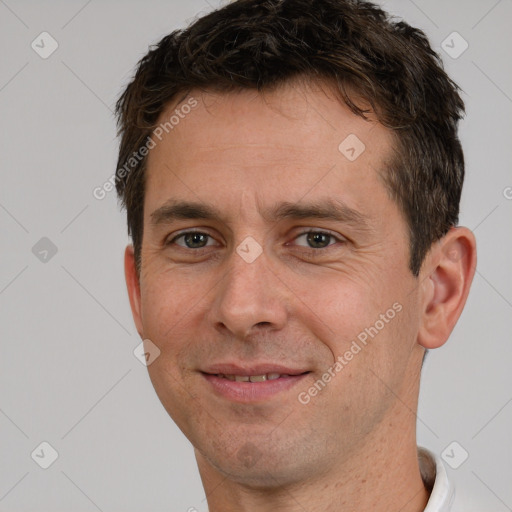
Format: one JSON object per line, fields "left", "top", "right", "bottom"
{"left": 249, "top": 375, "right": 267, "bottom": 382}
{"left": 218, "top": 373, "right": 284, "bottom": 381}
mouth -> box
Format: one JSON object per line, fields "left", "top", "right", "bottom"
{"left": 212, "top": 372, "right": 301, "bottom": 382}
{"left": 201, "top": 365, "right": 311, "bottom": 403}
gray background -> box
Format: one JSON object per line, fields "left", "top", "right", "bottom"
{"left": 0, "top": 0, "right": 511, "bottom": 510}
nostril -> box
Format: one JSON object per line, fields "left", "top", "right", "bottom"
{"left": 254, "top": 321, "right": 271, "bottom": 328}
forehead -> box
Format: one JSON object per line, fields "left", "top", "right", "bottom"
{"left": 144, "top": 80, "right": 396, "bottom": 221}
{"left": 152, "top": 80, "right": 391, "bottom": 155}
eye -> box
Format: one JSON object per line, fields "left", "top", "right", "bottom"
{"left": 167, "top": 231, "right": 218, "bottom": 249}
{"left": 166, "top": 229, "right": 344, "bottom": 252}
{"left": 292, "top": 230, "right": 344, "bottom": 249}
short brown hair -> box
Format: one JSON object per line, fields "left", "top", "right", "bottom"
{"left": 115, "top": 0, "right": 465, "bottom": 276}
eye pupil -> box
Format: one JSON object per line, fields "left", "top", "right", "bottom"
{"left": 307, "top": 232, "right": 330, "bottom": 248}
{"left": 185, "top": 233, "right": 208, "bottom": 248}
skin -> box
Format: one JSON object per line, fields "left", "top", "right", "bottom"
{"left": 124, "top": 79, "right": 476, "bottom": 512}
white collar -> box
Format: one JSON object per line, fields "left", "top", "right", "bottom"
{"left": 419, "top": 447, "right": 455, "bottom": 512}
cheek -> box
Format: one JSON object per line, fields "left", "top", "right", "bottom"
{"left": 297, "top": 267, "right": 416, "bottom": 399}
{"left": 293, "top": 270, "right": 388, "bottom": 355}
{"left": 139, "top": 273, "right": 204, "bottom": 432}
{"left": 139, "top": 267, "right": 223, "bottom": 381}
{"left": 139, "top": 271, "right": 197, "bottom": 360}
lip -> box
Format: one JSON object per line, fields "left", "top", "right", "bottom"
{"left": 201, "top": 363, "right": 310, "bottom": 403}
{"left": 203, "top": 363, "right": 309, "bottom": 376}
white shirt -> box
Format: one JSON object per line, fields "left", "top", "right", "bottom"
{"left": 420, "top": 446, "right": 487, "bottom": 512}
{"left": 420, "top": 447, "right": 455, "bottom": 511}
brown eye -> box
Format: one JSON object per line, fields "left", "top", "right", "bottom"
{"left": 294, "top": 230, "right": 342, "bottom": 249}
{"left": 169, "top": 231, "right": 215, "bottom": 249}
{"left": 306, "top": 232, "right": 332, "bottom": 248}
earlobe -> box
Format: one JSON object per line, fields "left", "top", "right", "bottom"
{"left": 124, "top": 245, "right": 144, "bottom": 338}
{"left": 417, "top": 227, "right": 477, "bottom": 349}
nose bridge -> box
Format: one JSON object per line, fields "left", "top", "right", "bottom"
{"left": 210, "top": 243, "right": 288, "bottom": 339}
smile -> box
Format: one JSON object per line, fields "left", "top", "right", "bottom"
{"left": 215, "top": 373, "right": 287, "bottom": 382}
{"left": 201, "top": 369, "right": 310, "bottom": 403}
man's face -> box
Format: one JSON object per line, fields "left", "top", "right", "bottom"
{"left": 128, "top": 81, "right": 426, "bottom": 485}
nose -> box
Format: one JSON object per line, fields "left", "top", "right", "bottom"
{"left": 208, "top": 245, "right": 289, "bottom": 340}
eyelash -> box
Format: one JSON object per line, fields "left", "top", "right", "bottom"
{"left": 166, "top": 229, "right": 345, "bottom": 254}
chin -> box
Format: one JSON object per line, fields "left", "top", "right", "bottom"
{"left": 197, "top": 436, "right": 316, "bottom": 489}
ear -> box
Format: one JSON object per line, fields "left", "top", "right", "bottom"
{"left": 124, "top": 245, "right": 144, "bottom": 338}
{"left": 417, "top": 227, "right": 477, "bottom": 349}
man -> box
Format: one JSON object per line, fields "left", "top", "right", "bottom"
{"left": 115, "top": 0, "right": 476, "bottom": 510}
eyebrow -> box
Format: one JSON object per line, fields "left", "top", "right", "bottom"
{"left": 150, "top": 198, "right": 371, "bottom": 230}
